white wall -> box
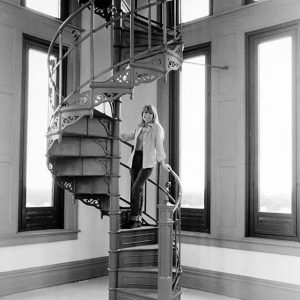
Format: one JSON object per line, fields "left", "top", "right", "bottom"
{"left": 181, "top": 0, "right": 300, "bottom": 285}
{"left": 0, "top": 1, "right": 109, "bottom": 272}
{"left": 0, "top": 203, "right": 109, "bottom": 272}
{"left": 182, "top": 244, "right": 300, "bottom": 285}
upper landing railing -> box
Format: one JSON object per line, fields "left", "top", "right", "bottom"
{"left": 47, "top": 0, "right": 182, "bottom": 125}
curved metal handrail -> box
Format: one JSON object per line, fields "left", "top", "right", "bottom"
{"left": 169, "top": 168, "right": 182, "bottom": 212}
{"left": 47, "top": 1, "right": 91, "bottom": 95}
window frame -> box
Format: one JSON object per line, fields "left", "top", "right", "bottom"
{"left": 19, "top": 34, "right": 67, "bottom": 232}
{"left": 170, "top": 43, "right": 211, "bottom": 233}
{"left": 246, "top": 23, "right": 299, "bottom": 241}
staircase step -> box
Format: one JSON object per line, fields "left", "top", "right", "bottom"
{"left": 56, "top": 176, "right": 110, "bottom": 194}
{"left": 50, "top": 157, "right": 111, "bottom": 176}
{"left": 49, "top": 137, "right": 112, "bottom": 157}
{"left": 118, "top": 266, "right": 179, "bottom": 289}
{"left": 118, "top": 227, "right": 158, "bottom": 249}
{"left": 90, "top": 82, "right": 133, "bottom": 91}
{"left": 62, "top": 115, "right": 113, "bottom": 138}
{"left": 118, "top": 245, "right": 158, "bottom": 268}
{"left": 116, "top": 288, "right": 182, "bottom": 300}
{"left": 118, "top": 267, "right": 158, "bottom": 289}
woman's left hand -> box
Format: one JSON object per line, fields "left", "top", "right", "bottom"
{"left": 161, "top": 161, "right": 172, "bottom": 172}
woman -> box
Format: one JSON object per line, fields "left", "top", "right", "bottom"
{"left": 120, "top": 105, "right": 171, "bottom": 229}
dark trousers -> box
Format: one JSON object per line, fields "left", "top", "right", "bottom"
{"left": 130, "top": 151, "right": 153, "bottom": 221}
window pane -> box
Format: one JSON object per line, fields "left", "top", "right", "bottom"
{"left": 26, "top": 49, "right": 53, "bottom": 207}
{"left": 258, "top": 36, "right": 293, "bottom": 213}
{"left": 180, "top": 55, "right": 206, "bottom": 209}
{"left": 25, "top": 0, "right": 60, "bottom": 18}
{"left": 181, "top": 0, "right": 210, "bottom": 23}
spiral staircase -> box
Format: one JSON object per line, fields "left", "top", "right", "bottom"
{"left": 46, "top": 1, "right": 183, "bottom": 299}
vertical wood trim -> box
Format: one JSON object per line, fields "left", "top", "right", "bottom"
{"left": 246, "top": 23, "right": 299, "bottom": 239}
{"left": 172, "top": 43, "right": 211, "bottom": 233}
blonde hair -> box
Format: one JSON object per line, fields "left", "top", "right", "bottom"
{"left": 138, "top": 105, "right": 164, "bottom": 138}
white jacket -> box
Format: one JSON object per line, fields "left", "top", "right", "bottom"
{"left": 121, "top": 123, "right": 166, "bottom": 169}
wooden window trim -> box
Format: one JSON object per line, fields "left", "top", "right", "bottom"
{"left": 19, "top": 35, "right": 67, "bottom": 232}
{"left": 246, "top": 23, "right": 299, "bottom": 240}
{"left": 170, "top": 43, "right": 211, "bottom": 233}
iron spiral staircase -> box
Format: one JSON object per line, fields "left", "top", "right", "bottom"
{"left": 46, "top": 0, "right": 183, "bottom": 299}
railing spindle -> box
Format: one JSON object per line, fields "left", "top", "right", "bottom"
{"left": 162, "top": 0, "right": 167, "bottom": 46}
{"left": 156, "top": 162, "right": 161, "bottom": 219}
{"left": 58, "top": 31, "right": 63, "bottom": 105}
{"left": 174, "top": 0, "right": 177, "bottom": 39}
{"left": 148, "top": 0, "right": 152, "bottom": 51}
{"left": 144, "top": 181, "right": 147, "bottom": 214}
{"left": 130, "top": 0, "right": 135, "bottom": 61}
{"left": 90, "top": 1, "right": 95, "bottom": 82}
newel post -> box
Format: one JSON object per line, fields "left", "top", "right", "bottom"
{"left": 158, "top": 182, "right": 174, "bottom": 300}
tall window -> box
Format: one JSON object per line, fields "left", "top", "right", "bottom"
{"left": 21, "top": 0, "right": 69, "bottom": 20}
{"left": 247, "top": 25, "right": 297, "bottom": 239}
{"left": 181, "top": 0, "right": 212, "bottom": 23}
{"left": 171, "top": 44, "right": 211, "bottom": 232}
{"left": 20, "top": 35, "right": 64, "bottom": 231}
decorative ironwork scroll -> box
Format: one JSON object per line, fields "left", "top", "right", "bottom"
{"left": 94, "top": 138, "right": 111, "bottom": 156}
{"left": 78, "top": 197, "right": 101, "bottom": 209}
{"left": 134, "top": 70, "right": 159, "bottom": 86}
{"left": 61, "top": 115, "right": 80, "bottom": 130}
{"left": 98, "top": 118, "right": 113, "bottom": 136}
{"left": 96, "top": 158, "right": 110, "bottom": 175}
{"left": 94, "top": 91, "right": 119, "bottom": 105}
{"left": 56, "top": 177, "right": 74, "bottom": 193}
{"left": 78, "top": 0, "right": 121, "bottom": 23}
{"left": 63, "top": 91, "right": 90, "bottom": 107}
{"left": 111, "top": 68, "right": 130, "bottom": 85}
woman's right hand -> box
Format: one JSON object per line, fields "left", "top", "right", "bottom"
{"left": 161, "top": 161, "right": 172, "bottom": 172}
{"left": 120, "top": 133, "right": 126, "bottom": 141}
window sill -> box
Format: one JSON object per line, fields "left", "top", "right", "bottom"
{"left": 181, "top": 231, "right": 300, "bottom": 257}
{"left": 0, "top": 229, "right": 80, "bottom": 247}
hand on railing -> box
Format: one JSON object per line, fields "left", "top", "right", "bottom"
{"left": 160, "top": 161, "right": 172, "bottom": 172}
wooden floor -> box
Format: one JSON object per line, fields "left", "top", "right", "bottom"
{"left": 1, "top": 276, "right": 239, "bottom": 300}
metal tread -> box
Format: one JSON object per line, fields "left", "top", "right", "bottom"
{"left": 118, "top": 266, "right": 177, "bottom": 273}
{"left": 118, "top": 266, "right": 158, "bottom": 272}
{"left": 119, "top": 225, "right": 158, "bottom": 233}
{"left": 118, "top": 244, "right": 158, "bottom": 252}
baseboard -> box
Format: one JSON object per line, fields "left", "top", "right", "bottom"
{"left": 0, "top": 256, "right": 109, "bottom": 297}
{"left": 182, "top": 266, "right": 300, "bottom": 300}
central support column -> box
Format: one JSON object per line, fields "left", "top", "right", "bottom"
{"left": 108, "top": 99, "right": 121, "bottom": 300}
{"left": 109, "top": 1, "right": 122, "bottom": 299}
